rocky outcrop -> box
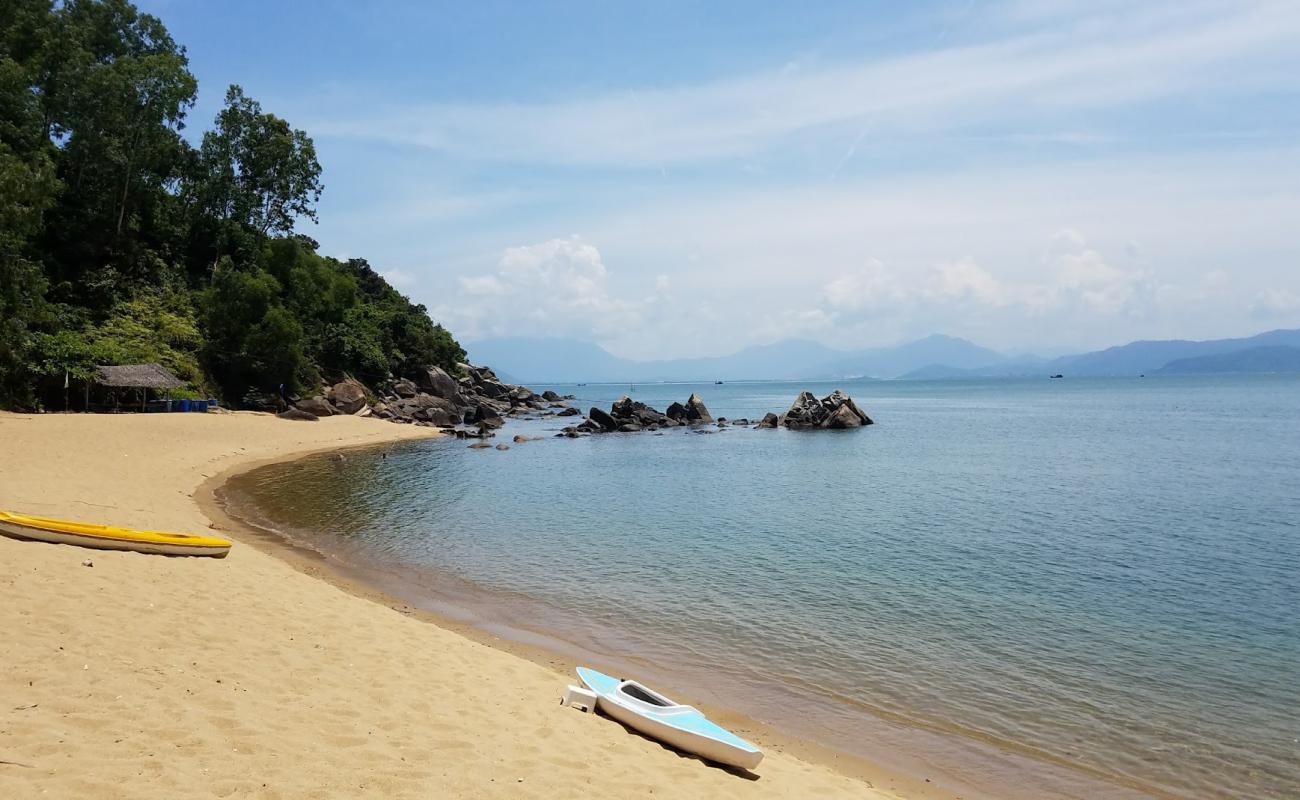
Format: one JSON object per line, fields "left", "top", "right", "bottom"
{"left": 756, "top": 412, "right": 779, "bottom": 428}
{"left": 354, "top": 362, "right": 573, "bottom": 434}
{"left": 778, "top": 389, "right": 872, "bottom": 430}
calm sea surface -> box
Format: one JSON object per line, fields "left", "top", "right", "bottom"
{"left": 224, "top": 376, "right": 1299, "bottom": 799}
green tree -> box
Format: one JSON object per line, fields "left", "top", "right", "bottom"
{"left": 197, "top": 85, "right": 322, "bottom": 239}
{"left": 0, "top": 54, "right": 59, "bottom": 405}
{"left": 1, "top": 0, "right": 467, "bottom": 410}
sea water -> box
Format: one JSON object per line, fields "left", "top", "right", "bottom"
{"left": 224, "top": 375, "right": 1300, "bottom": 799}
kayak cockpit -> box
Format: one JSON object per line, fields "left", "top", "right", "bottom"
{"left": 619, "top": 681, "right": 676, "bottom": 707}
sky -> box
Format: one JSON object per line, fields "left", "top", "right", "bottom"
{"left": 142, "top": 0, "right": 1300, "bottom": 359}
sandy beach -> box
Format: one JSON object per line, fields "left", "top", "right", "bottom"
{"left": 0, "top": 411, "right": 924, "bottom": 800}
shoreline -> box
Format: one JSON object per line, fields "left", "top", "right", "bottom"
{"left": 211, "top": 442, "right": 1168, "bottom": 800}
{"left": 201, "top": 447, "right": 960, "bottom": 800}
{"left": 0, "top": 411, "right": 908, "bottom": 799}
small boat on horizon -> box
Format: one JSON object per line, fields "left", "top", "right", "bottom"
{"left": 577, "top": 666, "right": 763, "bottom": 771}
{"left": 0, "top": 510, "right": 233, "bottom": 557}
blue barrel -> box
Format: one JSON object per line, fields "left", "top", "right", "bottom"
{"left": 207, "top": 398, "right": 218, "bottom": 409}
{"left": 191, "top": 400, "right": 208, "bottom": 412}
{"left": 176, "top": 399, "right": 190, "bottom": 412}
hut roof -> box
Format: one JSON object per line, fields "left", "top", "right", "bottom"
{"left": 94, "top": 363, "right": 185, "bottom": 390}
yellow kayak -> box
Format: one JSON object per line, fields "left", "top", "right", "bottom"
{"left": 0, "top": 510, "right": 232, "bottom": 557}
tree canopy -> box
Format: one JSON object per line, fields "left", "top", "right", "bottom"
{"left": 0, "top": 0, "right": 464, "bottom": 409}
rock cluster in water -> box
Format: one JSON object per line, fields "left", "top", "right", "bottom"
{"left": 289, "top": 364, "right": 572, "bottom": 438}
{"left": 286, "top": 369, "right": 871, "bottom": 440}
{"left": 559, "top": 388, "right": 872, "bottom": 437}
{"left": 779, "top": 389, "right": 873, "bottom": 429}
{"left": 561, "top": 393, "right": 713, "bottom": 436}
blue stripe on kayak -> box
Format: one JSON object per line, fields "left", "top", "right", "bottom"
{"left": 575, "top": 667, "right": 759, "bottom": 753}
{"left": 577, "top": 666, "right": 620, "bottom": 695}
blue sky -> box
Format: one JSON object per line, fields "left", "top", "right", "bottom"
{"left": 144, "top": 0, "right": 1300, "bottom": 358}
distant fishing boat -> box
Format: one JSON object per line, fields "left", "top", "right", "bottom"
{"left": 0, "top": 510, "right": 232, "bottom": 557}
{"left": 577, "top": 667, "right": 763, "bottom": 770}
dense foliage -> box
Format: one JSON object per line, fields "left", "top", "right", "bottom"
{"left": 0, "top": 0, "right": 463, "bottom": 408}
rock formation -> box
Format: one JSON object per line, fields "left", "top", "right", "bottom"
{"left": 294, "top": 362, "right": 573, "bottom": 437}
{"left": 778, "top": 389, "right": 872, "bottom": 429}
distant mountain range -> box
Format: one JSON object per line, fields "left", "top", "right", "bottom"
{"left": 466, "top": 329, "right": 1300, "bottom": 383}
{"left": 1153, "top": 345, "right": 1300, "bottom": 375}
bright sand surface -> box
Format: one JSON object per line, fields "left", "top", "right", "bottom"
{"left": 0, "top": 411, "right": 927, "bottom": 799}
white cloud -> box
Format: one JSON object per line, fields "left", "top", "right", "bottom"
{"left": 929, "top": 258, "right": 1011, "bottom": 307}
{"left": 434, "top": 237, "right": 644, "bottom": 342}
{"left": 1251, "top": 287, "right": 1300, "bottom": 317}
{"left": 822, "top": 259, "right": 909, "bottom": 312}
{"left": 304, "top": 2, "right": 1300, "bottom": 167}
{"left": 1046, "top": 229, "right": 1151, "bottom": 315}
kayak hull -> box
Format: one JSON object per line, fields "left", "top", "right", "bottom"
{"left": 0, "top": 511, "right": 232, "bottom": 557}
{"left": 578, "top": 667, "right": 763, "bottom": 771}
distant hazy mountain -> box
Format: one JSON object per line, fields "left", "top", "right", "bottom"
{"left": 467, "top": 328, "right": 1300, "bottom": 383}
{"left": 900, "top": 329, "right": 1300, "bottom": 379}
{"left": 466, "top": 334, "right": 1006, "bottom": 383}
{"left": 1044, "top": 329, "right": 1300, "bottom": 377}
{"left": 1154, "top": 345, "right": 1300, "bottom": 375}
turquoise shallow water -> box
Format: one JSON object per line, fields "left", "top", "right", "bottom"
{"left": 226, "top": 375, "right": 1300, "bottom": 799}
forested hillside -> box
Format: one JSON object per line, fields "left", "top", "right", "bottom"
{"left": 0, "top": 0, "right": 464, "bottom": 409}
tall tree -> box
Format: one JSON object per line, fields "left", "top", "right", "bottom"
{"left": 197, "top": 85, "right": 322, "bottom": 239}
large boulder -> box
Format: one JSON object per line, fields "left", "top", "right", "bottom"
{"left": 756, "top": 412, "right": 779, "bottom": 429}
{"left": 556, "top": 406, "right": 581, "bottom": 417}
{"left": 588, "top": 407, "right": 619, "bottom": 432}
{"left": 392, "top": 378, "right": 418, "bottom": 398}
{"left": 541, "top": 390, "right": 561, "bottom": 402}
{"left": 665, "top": 401, "right": 687, "bottom": 421}
{"left": 296, "top": 395, "right": 337, "bottom": 417}
{"left": 824, "top": 389, "right": 872, "bottom": 426}
{"left": 326, "top": 377, "right": 368, "bottom": 414}
{"left": 783, "top": 391, "right": 823, "bottom": 429}
{"left": 468, "top": 403, "right": 504, "bottom": 429}
{"left": 684, "top": 393, "right": 713, "bottom": 424}
{"left": 416, "top": 366, "right": 466, "bottom": 405}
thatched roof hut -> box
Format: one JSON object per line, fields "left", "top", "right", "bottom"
{"left": 94, "top": 363, "right": 185, "bottom": 390}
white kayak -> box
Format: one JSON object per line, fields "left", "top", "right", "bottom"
{"left": 577, "top": 666, "right": 763, "bottom": 771}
